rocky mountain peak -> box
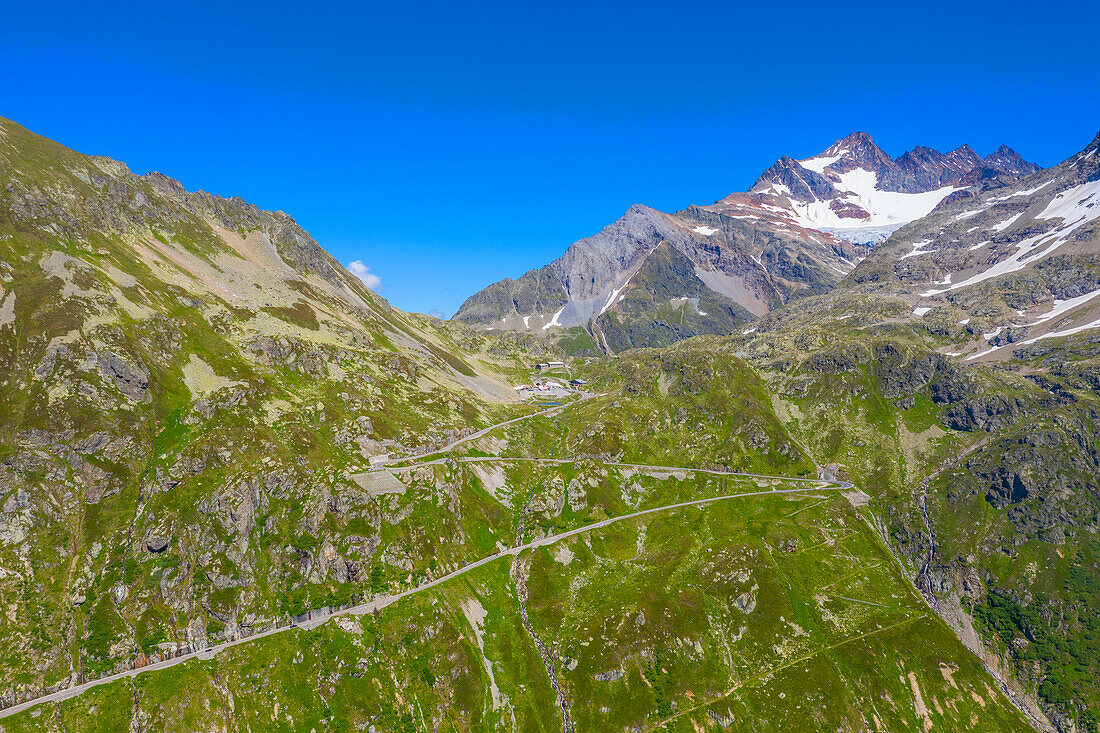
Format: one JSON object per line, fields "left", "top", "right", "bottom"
{"left": 983, "top": 145, "right": 1041, "bottom": 178}
{"left": 551, "top": 203, "right": 677, "bottom": 300}
{"left": 895, "top": 145, "right": 948, "bottom": 172}
{"left": 891, "top": 144, "right": 983, "bottom": 191}
{"left": 142, "top": 171, "right": 189, "bottom": 199}
{"left": 819, "top": 132, "right": 896, "bottom": 175}
{"left": 825, "top": 131, "right": 878, "bottom": 155}
{"left": 1067, "top": 131, "right": 1100, "bottom": 181}
{"left": 945, "top": 144, "right": 984, "bottom": 168}
{"left": 749, "top": 155, "right": 836, "bottom": 201}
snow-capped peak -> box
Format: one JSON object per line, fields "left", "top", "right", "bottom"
{"left": 736, "top": 132, "right": 1041, "bottom": 246}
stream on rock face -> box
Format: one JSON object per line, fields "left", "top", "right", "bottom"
{"left": 917, "top": 491, "right": 939, "bottom": 612}
{"left": 914, "top": 436, "right": 990, "bottom": 613}
{"left": 514, "top": 505, "right": 573, "bottom": 733}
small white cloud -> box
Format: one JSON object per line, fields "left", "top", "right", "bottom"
{"left": 427, "top": 308, "right": 447, "bottom": 320}
{"left": 347, "top": 260, "right": 382, "bottom": 290}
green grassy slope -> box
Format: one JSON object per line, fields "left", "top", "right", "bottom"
{"left": 1, "top": 478, "right": 1032, "bottom": 732}
{"left": 0, "top": 115, "right": 544, "bottom": 704}
{"left": 0, "top": 116, "right": 1083, "bottom": 732}
{"left": 693, "top": 291, "right": 1100, "bottom": 730}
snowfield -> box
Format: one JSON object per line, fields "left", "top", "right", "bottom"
{"left": 1027, "top": 289, "right": 1100, "bottom": 326}
{"left": 922, "top": 181, "right": 1100, "bottom": 296}
{"left": 775, "top": 168, "right": 959, "bottom": 231}
{"left": 542, "top": 305, "right": 565, "bottom": 330}
{"left": 1036, "top": 180, "right": 1100, "bottom": 226}
{"left": 989, "top": 212, "right": 1023, "bottom": 232}
{"left": 902, "top": 240, "right": 933, "bottom": 260}
{"left": 798, "top": 153, "right": 843, "bottom": 174}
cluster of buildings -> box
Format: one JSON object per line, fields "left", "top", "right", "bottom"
{"left": 512, "top": 362, "right": 586, "bottom": 399}
{"left": 534, "top": 378, "right": 565, "bottom": 391}
{"left": 512, "top": 378, "right": 566, "bottom": 395}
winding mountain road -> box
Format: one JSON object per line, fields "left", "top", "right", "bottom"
{"left": 389, "top": 390, "right": 596, "bottom": 466}
{"left": 0, "top": 391, "right": 853, "bottom": 721}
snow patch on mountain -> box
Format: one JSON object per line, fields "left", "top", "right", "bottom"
{"left": 967, "top": 298, "right": 1100, "bottom": 360}
{"left": 542, "top": 305, "right": 565, "bottom": 330}
{"left": 1005, "top": 183, "right": 1052, "bottom": 199}
{"left": 1027, "top": 315, "right": 1100, "bottom": 343}
{"left": 989, "top": 212, "right": 1023, "bottom": 232}
{"left": 601, "top": 277, "right": 633, "bottom": 315}
{"left": 766, "top": 168, "right": 959, "bottom": 231}
{"left": 902, "top": 240, "right": 933, "bottom": 260}
{"left": 1036, "top": 180, "right": 1100, "bottom": 226}
{"left": 1029, "top": 289, "right": 1100, "bottom": 325}
{"left": 922, "top": 181, "right": 1100, "bottom": 296}
{"left": 798, "top": 153, "right": 843, "bottom": 174}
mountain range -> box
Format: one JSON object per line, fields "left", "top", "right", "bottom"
{"left": 2, "top": 115, "right": 1099, "bottom": 732}
{"left": 852, "top": 130, "right": 1100, "bottom": 360}
{"left": 455, "top": 132, "right": 1042, "bottom": 353}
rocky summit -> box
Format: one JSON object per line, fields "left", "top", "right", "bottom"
{"left": 455, "top": 131, "right": 1041, "bottom": 354}
{"left": 1, "top": 115, "right": 1099, "bottom": 733}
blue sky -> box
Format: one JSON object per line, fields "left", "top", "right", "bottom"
{"left": 3, "top": 1, "right": 1098, "bottom": 316}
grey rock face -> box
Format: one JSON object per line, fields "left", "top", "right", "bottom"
{"left": 528, "top": 478, "right": 566, "bottom": 519}
{"left": 752, "top": 156, "right": 837, "bottom": 201}
{"left": 941, "top": 395, "right": 1034, "bottom": 433}
{"left": 76, "top": 432, "right": 111, "bottom": 454}
{"left": 984, "top": 145, "right": 1043, "bottom": 179}
{"left": 0, "top": 487, "right": 32, "bottom": 545}
{"left": 96, "top": 352, "right": 150, "bottom": 403}
{"left": 733, "top": 590, "right": 757, "bottom": 613}
{"left": 455, "top": 203, "right": 794, "bottom": 341}
{"left": 708, "top": 710, "right": 736, "bottom": 728}
{"left": 452, "top": 266, "right": 567, "bottom": 324}
{"left": 247, "top": 336, "right": 328, "bottom": 377}
{"left": 890, "top": 145, "right": 983, "bottom": 192}
{"left": 142, "top": 171, "right": 356, "bottom": 295}
{"left": 595, "top": 241, "right": 754, "bottom": 352}
{"left": 806, "top": 345, "right": 866, "bottom": 374}
{"left": 455, "top": 204, "right": 705, "bottom": 330}
{"left": 551, "top": 205, "right": 682, "bottom": 304}
{"left": 990, "top": 326, "right": 1029, "bottom": 347}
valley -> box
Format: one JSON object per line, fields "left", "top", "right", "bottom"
{"left": 0, "top": 114, "right": 1097, "bottom": 731}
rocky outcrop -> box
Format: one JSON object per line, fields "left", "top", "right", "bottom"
{"left": 96, "top": 352, "right": 150, "bottom": 403}
{"left": 247, "top": 336, "right": 328, "bottom": 377}
{"left": 594, "top": 242, "right": 754, "bottom": 352}
{"left": 940, "top": 395, "right": 1033, "bottom": 432}
{"left": 753, "top": 155, "right": 837, "bottom": 201}
{"left": 452, "top": 266, "right": 567, "bottom": 325}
